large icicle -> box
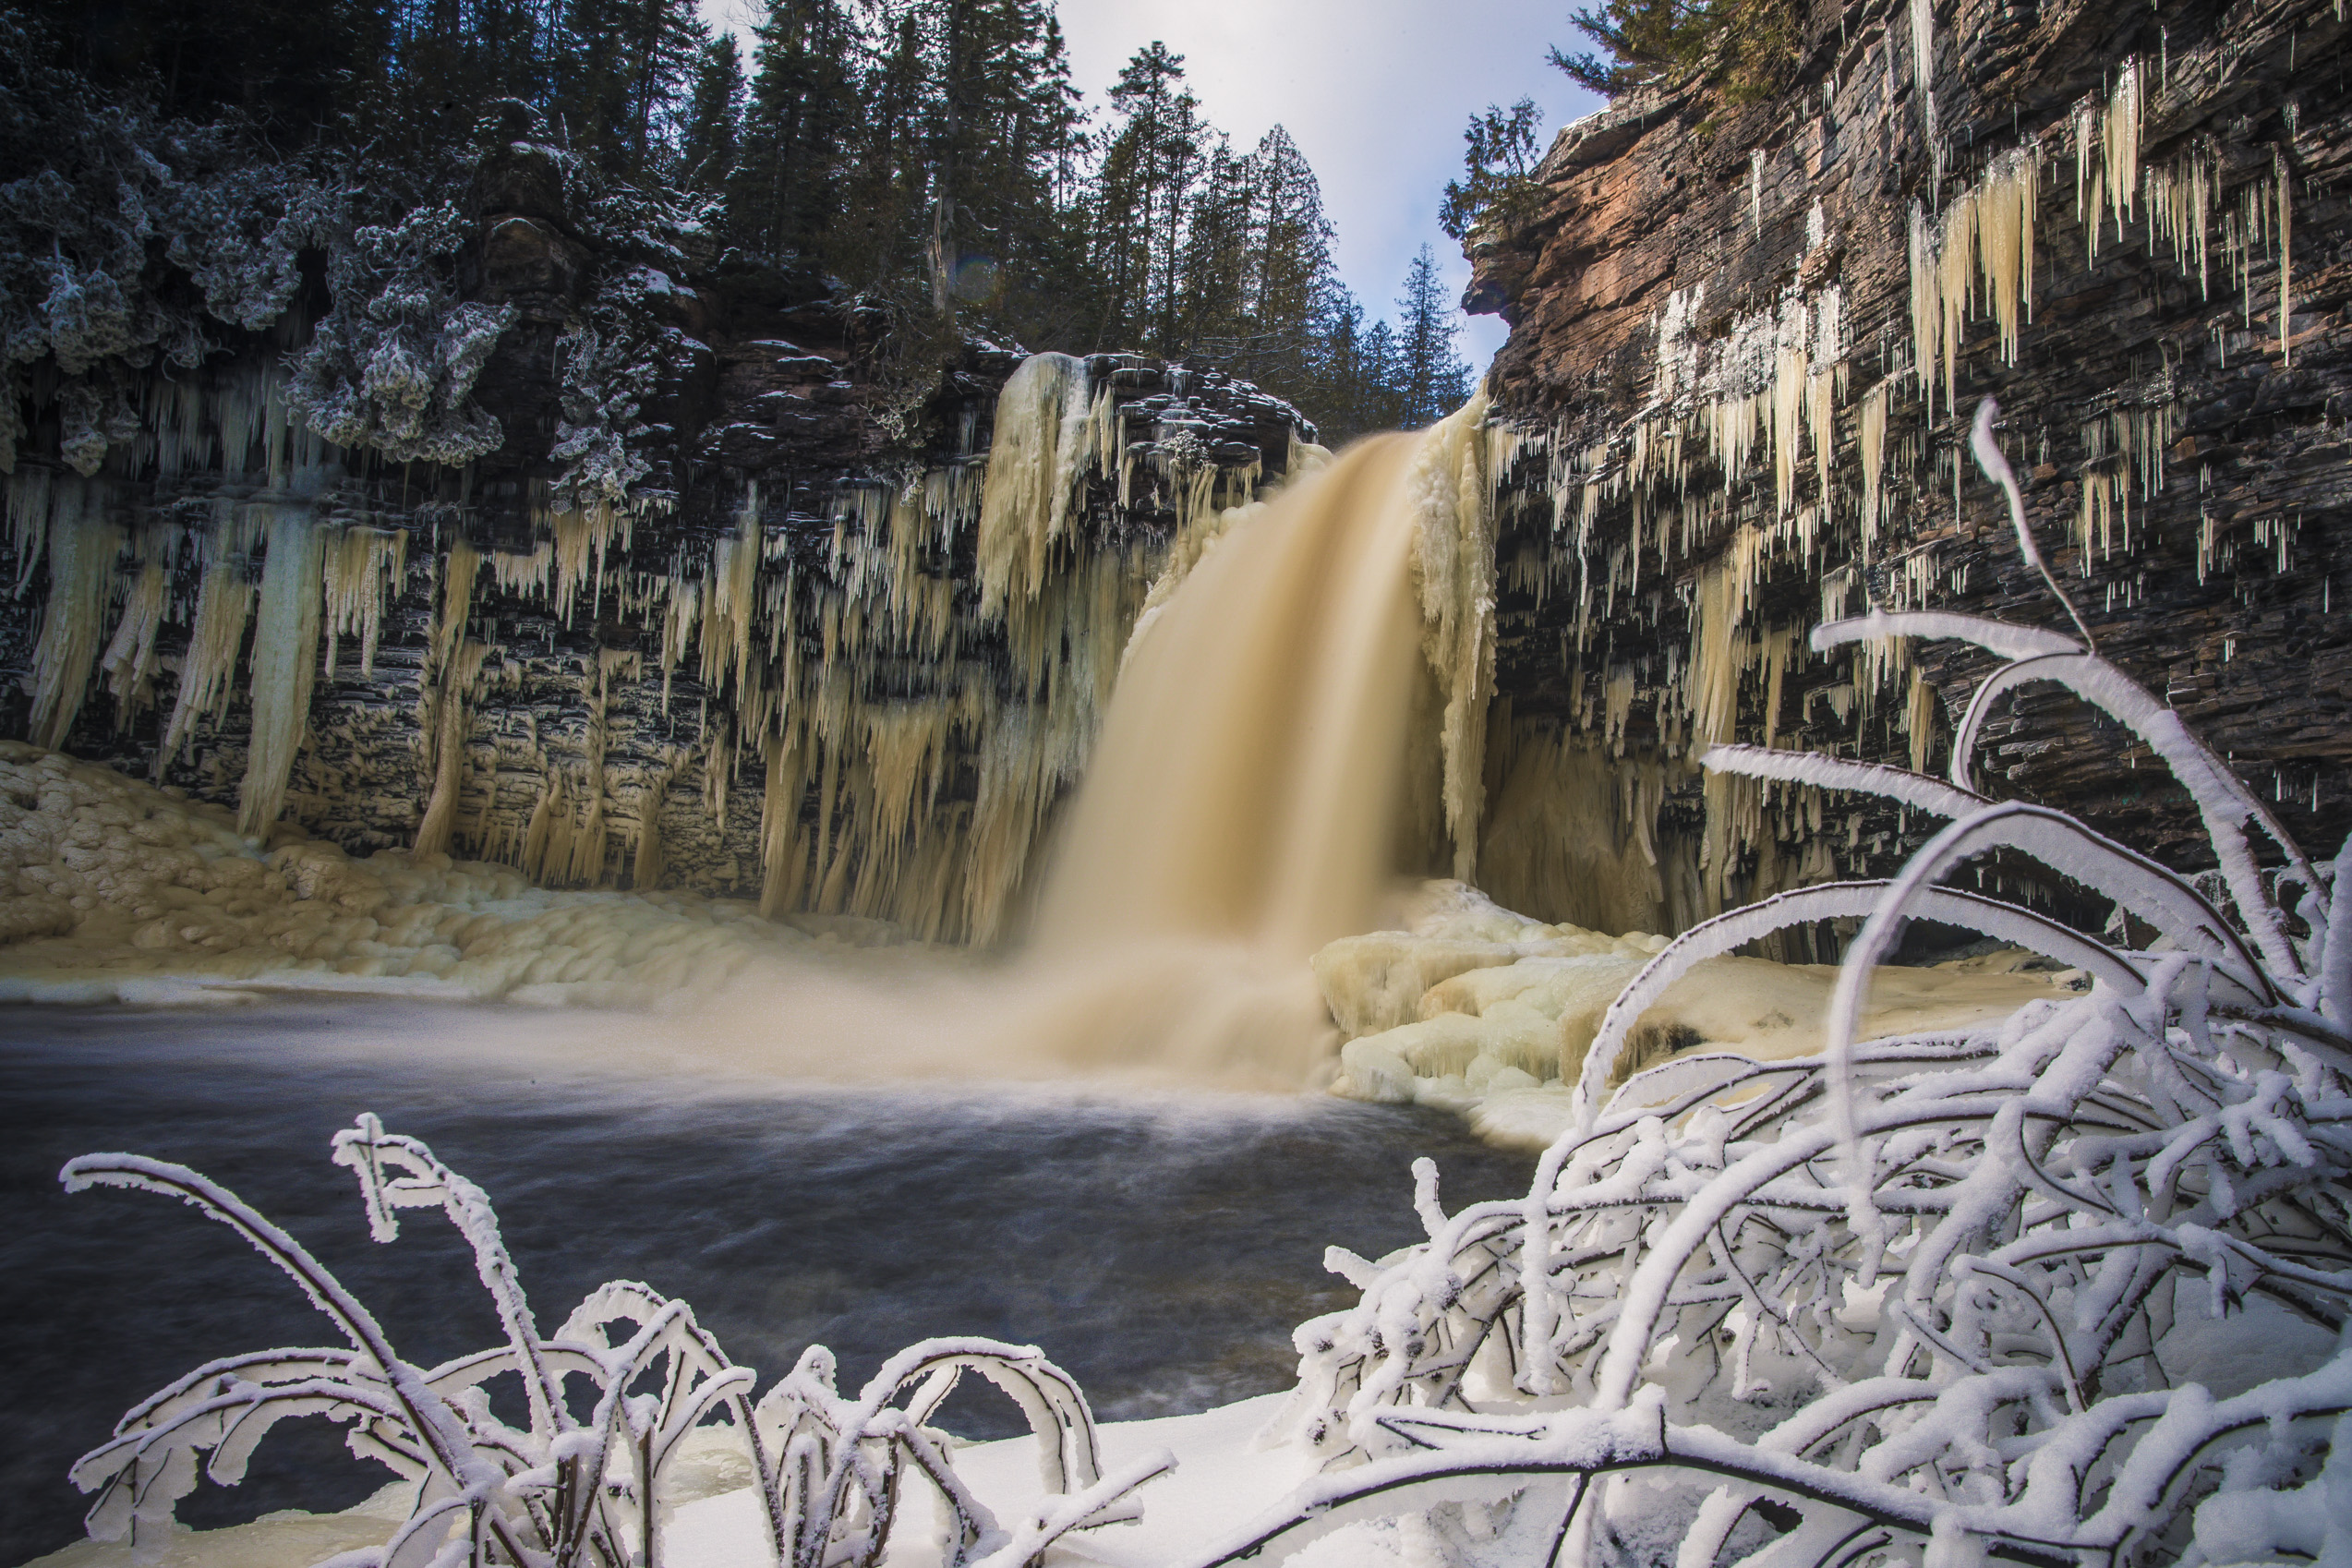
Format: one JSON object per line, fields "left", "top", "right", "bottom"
{"left": 1411, "top": 391, "right": 1502, "bottom": 882}
{"left": 158, "top": 507, "right": 260, "bottom": 771}
{"left": 25, "top": 479, "right": 119, "bottom": 750}
{"left": 975, "top": 353, "right": 1094, "bottom": 617}
{"left": 237, "top": 509, "right": 324, "bottom": 838}
{"left": 99, "top": 549, "right": 168, "bottom": 721}
{"left": 320, "top": 525, "right": 410, "bottom": 678}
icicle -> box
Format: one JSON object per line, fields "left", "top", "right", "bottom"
{"left": 549, "top": 501, "right": 628, "bottom": 626}
{"left": 413, "top": 639, "right": 488, "bottom": 859}
{"left": 2276, "top": 149, "right": 2293, "bottom": 366}
{"left": 1807, "top": 285, "right": 1844, "bottom": 501}
{"left": 1908, "top": 204, "right": 1942, "bottom": 419}
{"left": 434, "top": 537, "right": 482, "bottom": 670}
{"left": 975, "top": 353, "right": 1095, "bottom": 617}
{"left": 2104, "top": 61, "right": 2141, "bottom": 243}
{"left": 26, "top": 477, "right": 119, "bottom": 749}
{"left": 1911, "top": 0, "right": 1937, "bottom": 145}
{"left": 99, "top": 550, "right": 168, "bottom": 722}
{"left": 6, "top": 465, "right": 53, "bottom": 594}
{"left": 159, "top": 506, "right": 260, "bottom": 772}
{"left": 1859, "top": 381, "right": 1890, "bottom": 571}
{"left": 704, "top": 718, "right": 733, "bottom": 836}
{"left": 631, "top": 767, "right": 670, "bottom": 891}
{"left": 320, "top": 525, "right": 409, "bottom": 679}
{"left": 237, "top": 508, "right": 325, "bottom": 838}
{"left": 1411, "top": 392, "right": 1502, "bottom": 881}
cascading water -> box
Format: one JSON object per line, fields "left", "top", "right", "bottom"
{"left": 969, "top": 391, "right": 1514, "bottom": 1087}
{"left": 1035, "top": 431, "right": 1437, "bottom": 961}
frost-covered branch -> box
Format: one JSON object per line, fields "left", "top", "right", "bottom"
{"left": 60, "top": 1117, "right": 1156, "bottom": 1568}
{"left": 1270, "top": 404, "right": 2352, "bottom": 1564}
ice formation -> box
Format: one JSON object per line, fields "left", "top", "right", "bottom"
{"left": 0, "top": 349, "right": 1314, "bottom": 949}
{"left": 0, "top": 742, "right": 834, "bottom": 1006}
{"left": 1313, "top": 877, "right": 2063, "bottom": 1147}
{"left": 237, "top": 507, "right": 324, "bottom": 838}
{"left": 1489, "top": 40, "right": 2311, "bottom": 928}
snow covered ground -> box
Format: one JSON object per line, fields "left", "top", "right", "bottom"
{"left": 21, "top": 1393, "right": 1538, "bottom": 1568}
{"left": 0, "top": 742, "right": 893, "bottom": 1010}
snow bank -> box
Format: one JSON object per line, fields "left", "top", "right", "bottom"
{"left": 21, "top": 1395, "right": 1434, "bottom": 1568}
{"left": 0, "top": 742, "right": 865, "bottom": 1007}
{"left": 1316, "top": 879, "right": 2067, "bottom": 1147}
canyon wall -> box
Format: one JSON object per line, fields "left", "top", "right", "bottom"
{"left": 0, "top": 139, "right": 1311, "bottom": 944}
{"left": 1465, "top": 0, "right": 2352, "bottom": 942}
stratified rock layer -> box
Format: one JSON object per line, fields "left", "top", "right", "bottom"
{"left": 0, "top": 142, "right": 1313, "bottom": 945}
{"left": 1465, "top": 0, "right": 2352, "bottom": 935}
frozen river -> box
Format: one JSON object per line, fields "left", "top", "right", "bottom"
{"left": 0, "top": 1001, "right": 1532, "bottom": 1565}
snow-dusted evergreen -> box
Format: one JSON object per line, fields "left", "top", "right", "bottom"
{"left": 62, "top": 1114, "right": 1162, "bottom": 1568}
{"left": 1, "top": 41, "right": 696, "bottom": 492}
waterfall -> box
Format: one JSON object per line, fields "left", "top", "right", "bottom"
{"left": 1037, "top": 433, "right": 1434, "bottom": 959}
{"left": 983, "top": 394, "right": 1506, "bottom": 1085}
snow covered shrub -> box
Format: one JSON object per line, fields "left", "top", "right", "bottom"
{"left": 550, "top": 266, "right": 696, "bottom": 517}
{"left": 283, "top": 200, "right": 517, "bottom": 468}
{"left": 62, "top": 1114, "right": 1164, "bottom": 1567}
{"left": 0, "top": 20, "right": 341, "bottom": 474}
{"left": 1245, "top": 401, "right": 2352, "bottom": 1568}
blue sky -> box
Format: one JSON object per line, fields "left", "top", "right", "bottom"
{"left": 698, "top": 1, "right": 1605, "bottom": 372}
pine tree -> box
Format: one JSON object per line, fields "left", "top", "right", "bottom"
{"left": 731, "top": 0, "right": 859, "bottom": 267}
{"left": 558, "top": 0, "right": 707, "bottom": 173}
{"left": 1092, "top": 42, "right": 1200, "bottom": 350}
{"left": 20, "top": 0, "right": 400, "bottom": 136}
{"left": 680, "top": 33, "right": 744, "bottom": 194}
{"left": 1240, "top": 125, "right": 1337, "bottom": 397}
{"left": 1358, "top": 317, "right": 1408, "bottom": 434}
{"left": 1393, "top": 244, "right": 1470, "bottom": 427}
{"left": 920, "top": 0, "right": 1087, "bottom": 320}
{"left": 1439, "top": 99, "right": 1545, "bottom": 242}
{"left": 1171, "top": 136, "right": 1254, "bottom": 356}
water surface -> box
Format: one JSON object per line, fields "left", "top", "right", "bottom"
{"left": 0, "top": 1001, "right": 1532, "bottom": 1564}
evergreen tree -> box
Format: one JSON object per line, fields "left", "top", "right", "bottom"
{"left": 1357, "top": 317, "right": 1408, "bottom": 434}
{"left": 1439, "top": 99, "right": 1545, "bottom": 242}
{"left": 20, "top": 0, "right": 400, "bottom": 137}
{"left": 1393, "top": 244, "right": 1471, "bottom": 426}
{"left": 1092, "top": 42, "right": 1200, "bottom": 349}
{"left": 1171, "top": 136, "right": 1254, "bottom": 356}
{"left": 919, "top": 0, "right": 1088, "bottom": 320}
{"left": 558, "top": 0, "right": 708, "bottom": 173}
{"left": 1238, "top": 125, "right": 1337, "bottom": 397}
{"left": 680, "top": 33, "right": 744, "bottom": 194}
{"left": 731, "top": 0, "right": 859, "bottom": 266}
{"left": 13, "top": 0, "right": 1399, "bottom": 443}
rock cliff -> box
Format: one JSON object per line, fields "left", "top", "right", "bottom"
{"left": 1464, "top": 0, "right": 2352, "bottom": 942}
{"left": 0, "top": 140, "right": 1311, "bottom": 945}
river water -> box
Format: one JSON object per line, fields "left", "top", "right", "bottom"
{"left": 0, "top": 1000, "right": 1533, "bottom": 1565}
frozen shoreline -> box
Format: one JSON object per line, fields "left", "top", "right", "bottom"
{"left": 19, "top": 1393, "right": 1422, "bottom": 1568}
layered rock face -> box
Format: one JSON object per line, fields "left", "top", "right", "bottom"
{"left": 0, "top": 142, "right": 1310, "bottom": 945}
{"left": 1465, "top": 0, "right": 2351, "bottom": 939}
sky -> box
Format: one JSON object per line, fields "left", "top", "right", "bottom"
{"left": 698, "top": 0, "right": 1606, "bottom": 374}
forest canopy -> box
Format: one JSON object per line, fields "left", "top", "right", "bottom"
{"left": 6, "top": 0, "right": 1474, "bottom": 443}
